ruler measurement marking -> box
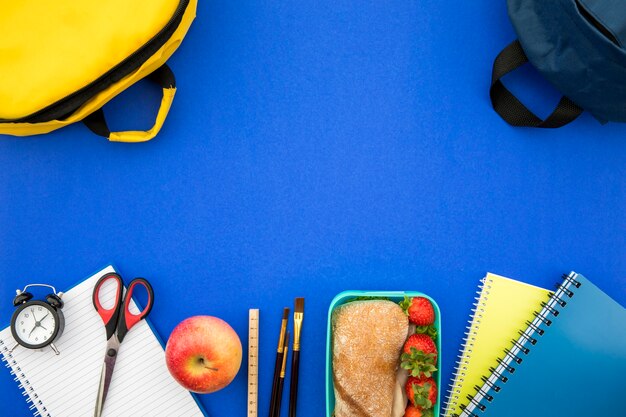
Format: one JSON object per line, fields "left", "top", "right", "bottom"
{"left": 248, "top": 309, "right": 259, "bottom": 417}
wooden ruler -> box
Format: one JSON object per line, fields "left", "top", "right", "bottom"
{"left": 248, "top": 309, "right": 260, "bottom": 417}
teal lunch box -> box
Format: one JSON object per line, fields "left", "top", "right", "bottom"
{"left": 325, "top": 291, "right": 442, "bottom": 417}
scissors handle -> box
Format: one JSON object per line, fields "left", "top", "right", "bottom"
{"left": 92, "top": 273, "right": 124, "bottom": 340}
{"left": 116, "top": 278, "right": 154, "bottom": 343}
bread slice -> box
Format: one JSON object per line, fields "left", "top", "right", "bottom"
{"left": 332, "top": 300, "right": 409, "bottom": 417}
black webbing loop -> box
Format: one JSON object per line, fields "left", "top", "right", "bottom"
{"left": 490, "top": 40, "right": 583, "bottom": 128}
{"left": 83, "top": 64, "right": 176, "bottom": 139}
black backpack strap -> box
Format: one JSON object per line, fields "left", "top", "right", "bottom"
{"left": 490, "top": 40, "right": 583, "bottom": 128}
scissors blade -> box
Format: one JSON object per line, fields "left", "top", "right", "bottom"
{"left": 94, "top": 337, "right": 119, "bottom": 417}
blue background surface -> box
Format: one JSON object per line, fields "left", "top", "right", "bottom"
{"left": 1, "top": 1, "right": 625, "bottom": 416}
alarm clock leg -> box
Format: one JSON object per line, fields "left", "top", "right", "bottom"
{"left": 50, "top": 343, "right": 60, "bottom": 355}
{"left": 8, "top": 342, "right": 19, "bottom": 353}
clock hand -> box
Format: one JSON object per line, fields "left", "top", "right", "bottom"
{"left": 36, "top": 313, "right": 50, "bottom": 331}
{"left": 32, "top": 312, "right": 38, "bottom": 322}
{"left": 28, "top": 325, "right": 36, "bottom": 338}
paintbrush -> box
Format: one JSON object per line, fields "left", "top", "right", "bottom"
{"left": 275, "top": 331, "right": 289, "bottom": 417}
{"left": 269, "top": 308, "right": 289, "bottom": 417}
{"left": 288, "top": 298, "right": 304, "bottom": 417}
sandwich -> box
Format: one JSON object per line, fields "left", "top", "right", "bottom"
{"left": 332, "top": 300, "right": 409, "bottom": 417}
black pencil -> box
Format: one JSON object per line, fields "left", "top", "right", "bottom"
{"left": 275, "top": 331, "right": 289, "bottom": 417}
{"left": 269, "top": 308, "right": 289, "bottom": 417}
{"left": 289, "top": 298, "right": 304, "bottom": 417}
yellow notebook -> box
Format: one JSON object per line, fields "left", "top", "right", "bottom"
{"left": 442, "top": 273, "right": 551, "bottom": 417}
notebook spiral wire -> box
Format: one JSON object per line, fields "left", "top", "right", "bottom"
{"left": 0, "top": 339, "right": 51, "bottom": 417}
{"left": 452, "top": 273, "right": 581, "bottom": 417}
{"left": 443, "top": 278, "right": 490, "bottom": 416}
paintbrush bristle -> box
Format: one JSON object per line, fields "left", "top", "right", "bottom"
{"left": 283, "top": 307, "right": 290, "bottom": 319}
{"left": 294, "top": 297, "right": 304, "bottom": 313}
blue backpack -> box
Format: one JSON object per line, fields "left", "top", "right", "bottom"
{"left": 491, "top": 0, "right": 626, "bottom": 127}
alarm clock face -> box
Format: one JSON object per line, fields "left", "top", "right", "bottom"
{"left": 11, "top": 301, "right": 63, "bottom": 349}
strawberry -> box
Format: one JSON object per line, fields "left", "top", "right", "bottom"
{"left": 403, "top": 334, "right": 437, "bottom": 358}
{"left": 404, "top": 405, "right": 434, "bottom": 417}
{"left": 401, "top": 334, "right": 438, "bottom": 377}
{"left": 400, "top": 296, "right": 435, "bottom": 326}
{"left": 406, "top": 376, "right": 438, "bottom": 410}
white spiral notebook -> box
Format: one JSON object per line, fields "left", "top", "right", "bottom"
{"left": 0, "top": 266, "right": 206, "bottom": 417}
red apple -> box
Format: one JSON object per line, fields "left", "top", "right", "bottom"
{"left": 165, "top": 316, "right": 242, "bottom": 393}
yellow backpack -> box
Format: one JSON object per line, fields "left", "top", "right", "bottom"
{"left": 0, "top": 0, "right": 196, "bottom": 142}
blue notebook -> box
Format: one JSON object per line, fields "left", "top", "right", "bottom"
{"left": 458, "top": 272, "right": 626, "bottom": 417}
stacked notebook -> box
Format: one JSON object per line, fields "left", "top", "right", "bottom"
{"left": 444, "top": 272, "right": 626, "bottom": 417}
{"left": 0, "top": 266, "right": 207, "bottom": 417}
{"left": 442, "top": 273, "right": 551, "bottom": 417}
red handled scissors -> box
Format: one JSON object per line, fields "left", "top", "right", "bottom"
{"left": 92, "top": 273, "right": 154, "bottom": 417}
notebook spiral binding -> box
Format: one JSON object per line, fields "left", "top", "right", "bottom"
{"left": 0, "top": 339, "right": 51, "bottom": 417}
{"left": 442, "top": 277, "right": 490, "bottom": 416}
{"left": 452, "top": 273, "right": 581, "bottom": 417}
